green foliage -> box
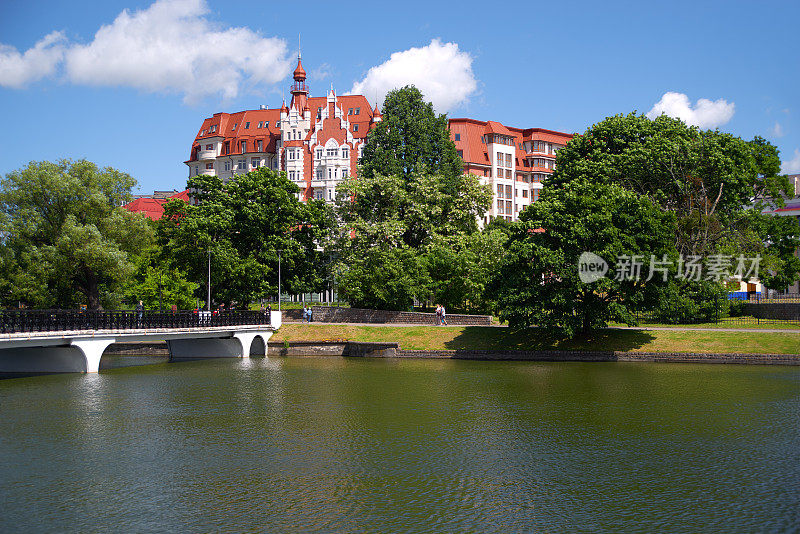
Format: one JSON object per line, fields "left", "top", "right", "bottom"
{"left": 158, "top": 168, "right": 333, "bottom": 308}
{"left": 360, "top": 86, "right": 463, "bottom": 182}
{"left": 122, "top": 247, "right": 199, "bottom": 309}
{"left": 550, "top": 113, "right": 797, "bottom": 269}
{"left": 489, "top": 181, "right": 675, "bottom": 336}
{"left": 0, "top": 159, "right": 153, "bottom": 309}
{"left": 333, "top": 86, "right": 492, "bottom": 311}
{"left": 335, "top": 246, "right": 429, "bottom": 311}
{"left": 652, "top": 280, "right": 728, "bottom": 324}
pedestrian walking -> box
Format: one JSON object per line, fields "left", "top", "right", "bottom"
{"left": 435, "top": 304, "right": 442, "bottom": 325}
{"left": 308, "top": 307, "right": 313, "bottom": 323}
{"left": 135, "top": 300, "right": 144, "bottom": 328}
{"left": 441, "top": 305, "right": 448, "bottom": 326}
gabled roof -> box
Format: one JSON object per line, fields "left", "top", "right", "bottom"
{"left": 123, "top": 190, "right": 190, "bottom": 220}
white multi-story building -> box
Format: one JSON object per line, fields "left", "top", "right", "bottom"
{"left": 186, "top": 55, "right": 380, "bottom": 202}
{"left": 448, "top": 118, "right": 573, "bottom": 223}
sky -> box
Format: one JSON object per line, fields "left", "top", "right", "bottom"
{"left": 1, "top": 0, "right": 798, "bottom": 195}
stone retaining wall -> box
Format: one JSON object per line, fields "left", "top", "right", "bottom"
{"left": 289, "top": 306, "right": 492, "bottom": 325}
{"left": 271, "top": 341, "right": 799, "bottom": 365}
{"left": 741, "top": 303, "right": 800, "bottom": 321}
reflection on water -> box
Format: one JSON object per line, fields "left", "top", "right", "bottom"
{"left": 1, "top": 357, "right": 799, "bottom": 532}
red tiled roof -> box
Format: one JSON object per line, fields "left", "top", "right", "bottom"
{"left": 123, "top": 190, "right": 190, "bottom": 220}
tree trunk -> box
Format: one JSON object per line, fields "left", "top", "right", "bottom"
{"left": 82, "top": 266, "right": 102, "bottom": 310}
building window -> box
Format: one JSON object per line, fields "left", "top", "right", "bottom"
{"left": 505, "top": 185, "right": 512, "bottom": 198}
{"left": 328, "top": 168, "right": 332, "bottom": 179}
{"left": 205, "top": 144, "right": 212, "bottom": 150}
{"left": 354, "top": 108, "right": 360, "bottom": 115}
{"left": 210, "top": 125, "right": 216, "bottom": 133}
{"left": 326, "top": 148, "right": 337, "bottom": 157}
{"left": 317, "top": 149, "right": 323, "bottom": 159}
{"left": 314, "top": 189, "right": 323, "bottom": 200}
{"left": 195, "top": 166, "right": 199, "bottom": 175}
{"left": 251, "top": 158, "right": 259, "bottom": 168}
{"left": 497, "top": 184, "right": 504, "bottom": 198}
{"left": 342, "top": 148, "right": 349, "bottom": 159}
{"left": 353, "top": 124, "right": 359, "bottom": 132}
{"left": 224, "top": 141, "right": 230, "bottom": 155}
{"left": 224, "top": 161, "right": 231, "bottom": 171}
{"left": 523, "top": 190, "right": 528, "bottom": 198}
{"left": 534, "top": 190, "right": 539, "bottom": 201}
{"left": 342, "top": 168, "right": 349, "bottom": 178}
{"left": 240, "top": 141, "right": 246, "bottom": 153}
{"left": 455, "top": 133, "right": 461, "bottom": 141}
{"left": 317, "top": 169, "right": 323, "bottom": 179}
{"left": 232, "top": 123, "right": 237, "bottom": 130}
{"left": 237, "top": 159, "right": 245, "bottom": 169}
{"left": 457, "top": 150, "right": 463, "bottom": 158}
{"left": 257, "top": 121, "right": 263, "bottom": 128}
{"left": 245, "top": 122, "right": 250, "bottom": 129}
{"left": 329, "top": 189, "right": 334, "bottom": 200}
{"left": 206, "top": 163, "right": 213, "bottom": 169}
{"left": 257, "top": 140, "right": 263, "bottom": 152}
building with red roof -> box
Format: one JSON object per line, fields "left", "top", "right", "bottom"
{"left": 186, "top": 56, "right": 572, "bottom": 223}
{"left": 449, "top": 118, "right": 573, "bottom": 224}
{"left": 123, "top": 189, "right": 190, "bottom": 220}
{"left": 186, "top": 54, "right": 380, "bottom": 203}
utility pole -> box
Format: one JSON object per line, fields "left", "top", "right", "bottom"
{"left": 207, "top": 247, "right": 211, "bottom": 312}
{"left": 278, "top": 250, "right": 282, "bottom": 312}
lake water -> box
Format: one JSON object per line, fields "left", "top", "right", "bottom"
{"left": 1, "top": 356, "right": 799, "bottom": 532}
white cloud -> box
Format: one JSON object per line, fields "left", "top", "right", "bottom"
{"left": 350, "top": 39, "right": 477, "bottom": 113}
{"left": 64, "top": 0, "right": 290, "bottom": 103}
{"left": 0, "top": 31, "right": 66, "bottom": 88}
{"left": 646, "top": 92, "right": 735, "bottom": 129}
{"left": 770, "top": 121, "right": 785, "bottom": 138}
{"left": 783, "top": 149, "right": 800, "bottom": 174}
{"left": 0, "top": 0, "right": 291, "bottom": 103}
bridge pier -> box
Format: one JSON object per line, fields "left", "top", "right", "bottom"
{"left": 71, "top": 338, "right": 116, "bottom": 373}
{"left": 167, "top": 331, "right": 273, "bottom": 361}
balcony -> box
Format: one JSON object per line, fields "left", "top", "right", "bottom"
{"left": 290, "top": 82, "right": 308, "bottom": 93}
{"left": 198, "top": 149, "right": 217, "bottom": 160}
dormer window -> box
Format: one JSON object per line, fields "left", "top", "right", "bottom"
{"left": 257, "top": 121, "right": 263, "bottom": 128}
{"left": 353, "top": 124, "right": 359, "bottom": 132}
{"left": 232, "top": 123, "right": 237, "bottom": 130}
{"left": 455, "top": 134, "right": 461, "bottom": 141}
{"left": 264, "top": 121, "right": 270, "bottom": 128}
{"left": 354, "top": 108, "right": 360, "bottom": 115}
{"left": 348, "top": 108, "right": 353, "bottom": 115}
{"left": 245, "top": 122, "right": 250, "bottom": 129}
{"left": 257, "top": 140, "right": 263, "bottom": 152}
{"left": 240, "top": 141, "right": 247, "bottom": 153}
{"left": 205, "top": 144, "right": 213, "bottom": 150}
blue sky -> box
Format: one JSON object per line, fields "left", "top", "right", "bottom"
{"left": 1, "top": 0, "right": 798, "bottom": 194}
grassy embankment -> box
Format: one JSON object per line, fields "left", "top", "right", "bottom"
{"left": 272, "top": 324, "right": 800, "bottom": 355}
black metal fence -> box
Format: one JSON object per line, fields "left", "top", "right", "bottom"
{"left": 0, "top": 309, "right": 271, "bottom": 334}
{"left": 633, "top": 300, "right": 800, "bottom": 327}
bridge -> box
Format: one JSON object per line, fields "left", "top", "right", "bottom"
{"left": 0, "top": 309, "right": 281, "bottom": 374}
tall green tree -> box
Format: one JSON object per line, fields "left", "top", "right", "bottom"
{"left": 159, "top": 168, "right": 333, "bottom": 308}
{"left": 360, "top": 85, "right": 463, "bottom": 182}
{"left": 334, "top": 86, "right": 493, "bottom": 310}
{"left": 489, "top": 181, "right": 675, "bottom": 336}
{"left": 549, "top": 113, "right": 798, "bottom": 287}
{"left": 0, "top": 159, "right": 153, "bottom": 309}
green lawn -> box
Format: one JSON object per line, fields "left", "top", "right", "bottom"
{"left": 272, "top": 324, "right": 800, "bottom": 355}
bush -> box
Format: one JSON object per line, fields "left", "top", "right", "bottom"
{"left": 653, "top": 281, "right": 728, "bottom": 324}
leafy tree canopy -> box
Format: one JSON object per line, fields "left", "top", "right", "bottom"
{"left": 0, "top": 159, "right": 153, "bottom": 309}
{"left": 489, "top": 181, "right": 675, "bottom": 336}
{"left": 549, "top": 113, "right": 795, "bottom": 262}
{"left": 159, "top": 168, "right": 333, "bottom": 308}
{"left": 359, "top": 85, "right": 463, "bottom": 182}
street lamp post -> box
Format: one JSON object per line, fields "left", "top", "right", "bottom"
{"left": 207, "top": 247, "right": 211, "bottom": 312}
{"left": 278, "top": 250, "right": 281, "bottom": 312}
